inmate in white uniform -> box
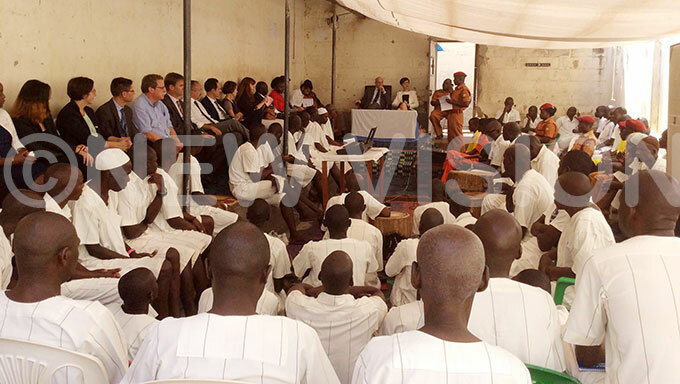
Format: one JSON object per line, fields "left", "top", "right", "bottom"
{"left": 325, "top": 191, "right": 386, "bottom": 222}
{"left": 323, "top": 218, "right": 383, "bottom": 271}
{"left": 229, "top": 142, "right": 283, "bottom": 206}
{"left": 565, "top": 236, "right": 680, "bottom": 384}
{"left": 278, "top": 130, "right": 318, "bottom": 188}
{"left": 293, "top": 238, "right": 379, "bottom": 288}
{"left": 531, "top": 145, "right": 560, "bottom": 187}
{"left": 380, "top": 299, "right": 424, "bottom": 336}
{"left": 71, "top": 184, "right": 165, "bottom": 277}
{"left": 264, "top": 232, "right": 292, "bottom": 296}
{"left": 490, "top": 136, "right": 512, "bottom": 168}
{"left": 0, "top": 229, "right": 12, "bottom": 290}
{"left": 196, "top": 287, "right": 281, "bottom": 316}
{"left": 286, "top": 290, "right": 387, "bottom": 384}
{"left": 385, "top": 238, "right": 419, "bottom": 306}
{"left": 412, "top": 201, "right": 456, "bottom": 235}
{"left": 122, "top": 313, "right": 340, "bottom": 383}
{"left": 352, "top": 330, "right": 532, "bottom": 383}
{"left": 454, "top": 211, "right": 478, "bottom": 227}
{"left": 556, "top": 115, "right": 579, "bottom": 150}
{"left": 468, "top": 278, "right": 566, "bottom": 371}
{"left": 0, "top": 292, "right": 128, "bottom": 384}
{"left": 556, "top": 207, "right": 615, "bottom": 277}
{"left": 106, "top": 303, "right": 159, "bottom": 362}
{"left": 496, "top": 108, "right": 521, "bottom": 124}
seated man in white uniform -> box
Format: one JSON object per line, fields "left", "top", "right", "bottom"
{"left": 630, "top": 135, "right": 666, "bottom": 173}
{"left": 71, "top": 148, "right": 179, "bottom": 318}
{"left": 386, "top": 208, "right": 444, "bottom": 307}
{"left": 539, "top": 172, "right": 614, "bottom": 284}
{"left": 527, "top": 135, "right": 560, "bottom": 186}
{"left": 325, "top": 172, "right": 390, "bottom": 222}
{"left": 286, "top": 251, "right": 388, "bottom": 384}
{"left": 565, "top": 170, "right": 680, "bottom": 384}
{"left": 482, "top": 144, "right": 554, "bottom": 238}
{"left": 490, "top": 122, "right": 520, "bottom": 170}
{"left": 471, "top": 210, "right": 566, "bottom": 371}
{"left": 556, "top": 106, "right": 579, "bottom": 151}
{"left": 229, "top": 124, "right": 307, "bottom": 241}
{"left": 0, "top": 212, "right": 128, "bottom": 383}
{"left": 412, "top": 178, "right": 455, "bottom": 235}
{"left": 123, "top": 221, "right": 340, "bottom": 384}
{"left": 298, "top": 110, "right": 344, "bottom": 187}
{"left": 106, "top": 267, "right": 159, "bottom": 361}
{"left": 496, "top": 97, "right": 521, "bottom": 125}
{"left": 353, "top": 224, "right": 532, "bottom": 383}
{"left": 324, "top": 192, "right": 384, "bottom": 272}
{"left": 155, "top": 138, "right": 238, "bottom": 236}
{"left": 294, "top": 205, "right": 379, "bottom": 288}
{"left": 116, "top": 145, "right": 213, "bottom": 315}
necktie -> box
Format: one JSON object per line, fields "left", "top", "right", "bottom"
{"left": 119, "top": 108, "right": 128, "bottom": 136}
{"left": 176, "top": 100, "right": 184, "bottom": 118}
{"left": 372, "top": 89, "right": 380, "bottom": 105}
{"left": 215, "top": 100, "right": 227, "bottom": 119}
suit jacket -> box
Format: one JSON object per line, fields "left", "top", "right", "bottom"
{"left": 55, "top": 100, "right": 99, "bottom": 149}
{"left": 360, "top": 85, "right": 391, "bottom": 110}
{"left": 95, "top": 98, "right": 137, "bottom": 139}
{"left": 161, "top": 94, "right": 200, "bottom": 134}
{"left": 200, "top": 96, "right": 226, "bottom": 122}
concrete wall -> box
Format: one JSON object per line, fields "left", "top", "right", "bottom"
{"left": 476, "top": 46, "right": 618, "bottom": 118}
{"left": 0, "top": 0, "right": 307, "bottom": 111}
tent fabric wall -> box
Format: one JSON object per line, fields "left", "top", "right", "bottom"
{"left": 336, "top": 0, "right": 680, "bottom": 49}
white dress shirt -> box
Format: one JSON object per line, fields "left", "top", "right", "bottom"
{"left": 325, "top": 191, "right": 386, "bottom": 222}
{"left": 264, "top": 232, "right": 292, "bottom": 295}
{"left": 286, "top": 290, "right": 387, "bottom": 384}
{"left": 106, "top": 303, "right": 159, "bottom": 361}
{"left": 380, "top": 299, "right": 424, "bottom": 335}
{"left": 323, "top": 218, "right": 383, "bottom": 271}
{"left": 353, "top": 330, "right": 532, "bottom": 383}
{"left": 521, "top": 116, "right": 540, "bottom": 133}
{"left": 512, "top": 169, "right": 555, "bottom": 229}
{"left": 197, "top": 288, "right": 282, "bottom": 316}
{"left": 293, "top": 238, "right": 379, "bottom": 288}
{"left": 531, "top": 145, "right": 560, "bottom": 187}
{"left": 385, "top": 238, "right": 419, "bottom": 306}
{"left": 556, "top": 115, "right": 579, "bottom": 149}
{"left": 412, "top": 201, "right": 456, "bottom": 235}
{"left": 469, "top": 278, "right": 566, "bottom": 371}
{"left": 490, "top": 136, "right": 512, "bottom": 167}
{"left": 597, "top": 120, "right": 616, "bottom": 144}
{"left": 556, "top": 207, "right": 615, "bottom": 277}
{"left": 191, "top": 97, "right": 217, "bottom": 127}
{"left": 0, "top": 292, "right": 128, "bottom": 384}
{"left": 122, "top": 313, "right": 340, "bottom": 383}
{"left": 564, "top": 235, "right": 680, "bottom": 384}
{"left": 496, "top": 108, "right": 521, "bottom": 124}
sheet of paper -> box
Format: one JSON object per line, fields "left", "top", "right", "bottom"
{"left": 613, "top": 171, "right": 628, "bottom": 182}
{"left": 439, "top": 96, "right": 453, "bottom": 111}
{"left": 302, "top": 98, "right": 314, "bottom": 107}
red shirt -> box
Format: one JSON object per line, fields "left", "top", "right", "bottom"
{"left": 269, "top": 91, "right": 285, "bottom": 112}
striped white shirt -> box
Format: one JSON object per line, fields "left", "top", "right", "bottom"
{"left": 565, "top": 235, "right": 680, "bottom": 384}
{"left": 286, "top": 291, "right": 387, "bottom": 384}
{"left": 530, "top": 145, "right": 560, "bottom": 187}
{"left": 324, "top": 218, "right": 384, "bottom": 271}
{"left": 0, "top": 292, "right": 128, "bottom": 383}
{"left": 384, "top": 238, "right": 419, "bottom": 307}
{"left": 123, "top": 313, "right": 340, "bottom": 383}
{"left": 512, "top": 169, "right": 554, "bottom": 229}
{"left": 412, "top": 201, "right": 456, "bottom": 235}
{"left": 0, "top": 230, "right": 12, "bottom": 290}
{"left": 293, "top": 238, "right": 379, "bottom": 288}
{"left": 265, "top": 233, "right": 292, "bottom": 294}
{"left": 325, "top": 191, "right": 386, "bottom": 222}
{"left": 468, "top": 278, "right": 566, "bottom": 371}
{"left": 352, "top": 331, "right": 532, "bottom": 383}
{"left": 380, "top": 300, "right": 424, "bottom": 336}
{"left": 556, "top": 207, "right": 615, "bottom": 276}
{"left": 106, "top": 303, "right": 159, "bottom": 362}
{"left": 197, "top": 288, "right": 282, "bottom": 316}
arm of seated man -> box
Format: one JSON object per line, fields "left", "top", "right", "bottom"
{"left": 348, "top": 285, "right": 385, "bottom": 300}
{"left": 84, "top": 244, "right": 129, "bottom": 260}
{"left": 70, "top": 263, "right": 121, "bottom": 280}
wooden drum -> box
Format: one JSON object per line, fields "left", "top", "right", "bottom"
{"left": 374, "top": 211, "right": 412, "bottom": 238}
{"left": 447, "top": 170, "right": 496, "bottom": 192}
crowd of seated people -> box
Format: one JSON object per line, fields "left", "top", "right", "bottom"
{"left": 0, "top": 73, "right": 679, "bottom": 384}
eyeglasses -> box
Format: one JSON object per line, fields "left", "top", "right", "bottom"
{"left": 154, "top": 86, "right": 166, "bottom": 90}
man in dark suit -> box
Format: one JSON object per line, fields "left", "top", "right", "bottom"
{"left": 200, "top": 78, "right": 229, "bottom": 122}
{"left": 95, "top": 78, "right": 136, "bottom": 150}
{"left": 355, "top": 77, "right": 391, "bottom": 110}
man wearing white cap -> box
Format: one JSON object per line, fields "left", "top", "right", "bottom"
{"left": 317, "top": 107, "right": 335, "bottom": 144}
{"left": 71, "top": 148, "right": 181, "bottom": 318}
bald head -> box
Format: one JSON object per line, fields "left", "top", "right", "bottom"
{"left": 319, "top": 251, "right": 353, "bottom": 294}
{"left": 344, "top": 192, "right": 365, "bottom": 218}
{"left": 559, "top": 150, "right": 594, "bottom": 176}
{"left": 555, "top": 172, "right": 592, "bottom": 210}
{"left": 118, "top": 267, "right": 157, "bottom": 307}
{"left": 415, "top": 225, "right": 487, "bottom": 305}
{"left": 0, "top": 190, "right": 46, "bottom": 234}
{"left": 503, "top": 144, "right": 531, "bottom": 181}
{"left": 619, "top": 170, "right": 680, "bottom": 237}
{"left": 209, "top": 222, "right": 270, "bottom": 281}
{"left": 473, "top": 210, "right": 522, "bottom": 276}
{"left": 247, "top": 198, "right": 270, "bottom": 227}
{"left": 250, "top": 124, "right": 266, "bottom": 144}
{"left": 502, "top": 122, "right": 521, "bottom": 142}
{"left": 13, "top": 211, "right": 79, "bottom": 282}
{"left": 419, "top": 208, "right": 444, "bottom": 234}
{"left": 324, "top": 205, "right": 351, "bottom": 234}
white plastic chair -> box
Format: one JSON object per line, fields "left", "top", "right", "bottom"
{"left": 0, "top": 337, "right": 108, "bottom": 384}
{"left": 145, "top": 380, "right": 251, "bottom": 384}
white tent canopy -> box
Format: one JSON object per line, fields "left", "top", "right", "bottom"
{"left": 336, "top": 0, "right": 680, "bottom": 48}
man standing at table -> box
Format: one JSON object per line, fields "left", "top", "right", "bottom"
{"left": 446, "top": 71, "right": 471, "bottom": 143}
{"left": 428, "top": 78, "right": 453, "bottom": 139}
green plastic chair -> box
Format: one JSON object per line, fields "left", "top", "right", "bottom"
{"left": 554, "top": 277, "right": 576, "bottom": 305}
{"left": 526, "top": 364, "right": 581, "bottom": 383}
{"left": 545, "top": 133, "right": 561, "bottom": 149}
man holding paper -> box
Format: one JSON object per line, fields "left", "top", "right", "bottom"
{"left": 446, "top": 71, "right": 472, "bottom": 142}
{"left": 428, "top": 78, "right": 453, "bottom": 138}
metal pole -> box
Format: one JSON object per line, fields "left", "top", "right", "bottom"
{"left": 283, "top": 0, "right": 290, "bottom": 155}
{"left": 331, "top": 12, "right": 337, "bottom": 105}
{"left": 182, "top": 0, "right": 192, "bottom": 210}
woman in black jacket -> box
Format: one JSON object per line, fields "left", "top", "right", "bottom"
{"left": 236, "top": 77, "right": 268, "bottom": 129}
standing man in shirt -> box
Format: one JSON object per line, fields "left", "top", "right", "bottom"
{"left": 446, "top": 71, "right": 471, "bottom": 143}
{"left": 353, "top": 224, "right": 531, "bottom": 383}
{"left": 428, "top": 78, "right": 454, "bottom": 138}
{"left": 200, "top": 78, "right": 227, "bottom": 121}
{"left": 496, "top": 97, "right": 521, "bottom": 125}
{"left": 287, "top": 251, "right": 387, "bottom": 384}
{"left": 132, "top": 74, "right": 183, "bottom": 151}
{"left": 565, "top": 170, "right": 680, "bottom": 384}
{"left": 95, "top": 77, "right": 135, "bottom": 149}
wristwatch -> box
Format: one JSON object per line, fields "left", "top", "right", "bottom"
{"left": 157, "top": 189, "right": 168, "bottom": 197}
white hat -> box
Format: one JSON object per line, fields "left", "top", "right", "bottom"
{"left": 317, "top": 107, "right": 328, "bottom": 115}
{"left": 95, "top": 148, "right": 130, "bottom": 171}
{"left": 627, "top": 132, "right": 647, "bottom": 146}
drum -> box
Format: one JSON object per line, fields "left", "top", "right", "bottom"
{"left": 374, "top": 211, "right": 412, "bottom": 238}
{"left": 447, "top": 170, "right": 496, "bottom": 192}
